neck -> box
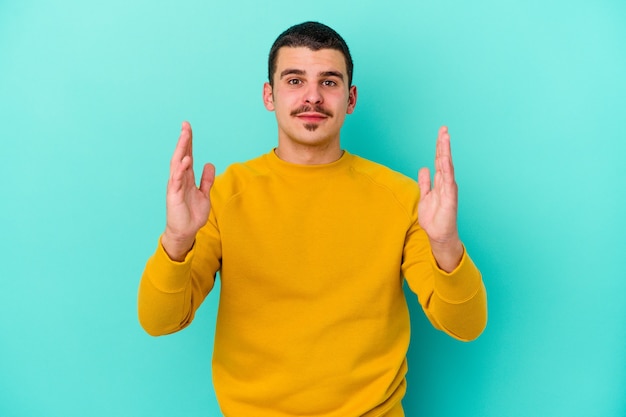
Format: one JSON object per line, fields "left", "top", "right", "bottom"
{"left": 275, "top": 141, "right": 344, "bottom": 165}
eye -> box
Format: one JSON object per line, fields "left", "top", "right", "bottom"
{"left": 322, "top": 80, "right": 337, "bottom": 87}
{"left": 287, "top": 78, "right": 302, "bottom": 85}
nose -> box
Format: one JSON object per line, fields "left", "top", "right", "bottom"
{"left": 304, "top": 84, "right": 323, "bottom": 105}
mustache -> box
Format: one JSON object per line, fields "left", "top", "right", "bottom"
{"left": 290, "top": 105, "right": 333, "bottom": 118}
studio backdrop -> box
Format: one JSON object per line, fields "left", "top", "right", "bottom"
{"left": 0, "top": 1, "right": 624, "bottom": 416}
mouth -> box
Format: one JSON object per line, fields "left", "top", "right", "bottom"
{"left": 295, "top": 112, "right": 329, "bottom": 123}
{"left": 291, "top": 105, "right": 333, "bottom": 123}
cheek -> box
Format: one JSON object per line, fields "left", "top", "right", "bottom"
{"left": 273, "top": 94, "right": 296, "bottom": 111}
{"left": 273, "top": 100, "right": 291, "bottom": 116}
{"left": 330, "top": 96, "right": 351, "bottom": 115}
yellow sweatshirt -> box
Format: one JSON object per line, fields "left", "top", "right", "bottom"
{"left": 138, "top": 150, "right": 487, "bottom": 417}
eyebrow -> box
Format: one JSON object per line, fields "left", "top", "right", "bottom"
{"left": 280, "top": 69, "right": 305, "bottom": 79}
{"left": 320, "top": 71, "right": 345, "bottom": 81}
{"left": 280, "top": 69, "right": 345, "bottom": 81}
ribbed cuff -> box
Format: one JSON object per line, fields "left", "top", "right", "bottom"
{"left": 432, "top": 249, "right": 483, "bottom": 304}
{"left": 145, "top": 237, "right": 195, "bottom": 293}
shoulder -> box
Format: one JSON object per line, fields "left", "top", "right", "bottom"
{"left": 348, "top": 154, "right": 420, "bottom": 199}
{"left": 210, "top": 153, "right": 272, "bottom": 205}
{"left": 346, "top": 154, "right": 421, "bottom": 218}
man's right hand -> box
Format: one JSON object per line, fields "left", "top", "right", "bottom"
{"left": 161, "top": 121, "right": 215, "bottom": 262}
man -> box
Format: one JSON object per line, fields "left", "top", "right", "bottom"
{"left": 139, "top": 21, "right": 487, "bottom": 417}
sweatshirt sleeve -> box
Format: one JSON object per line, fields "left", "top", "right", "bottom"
{"left": 137, "top": 213, "right": 222, "bottom": 336}
{"left": 402, "top": 221, "right": 487, "bottom": 341}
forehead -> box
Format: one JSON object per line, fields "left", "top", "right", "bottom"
{"left": 274, "top": 46, "right": 347, "bottom": 74}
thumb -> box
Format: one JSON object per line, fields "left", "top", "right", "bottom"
{"left": 198, "top": 163, "right": 216, "bottom": 197}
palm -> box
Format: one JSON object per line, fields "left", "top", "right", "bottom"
{"left": 166, "top": 170, "right": 212, "bottom": 237}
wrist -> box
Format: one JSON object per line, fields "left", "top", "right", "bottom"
{"left": 430, "top": 237, "right": 464, "bottom": 273}
{"left": 161, "top": 231, "right": 195, "bottom": 262}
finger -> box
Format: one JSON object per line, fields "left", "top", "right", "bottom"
{"left": 169, "top": 155, "right": 193, "bottom": 193}
{"left": 434, "top": 127, "right": 446, "bottom": 182}
{"left": 435, "top": 126, "right": 454, "bottom": 187}
{"left": 171, "top": 121, "right": 193, "bottom": 171}
{"left": 440, "top": 155, "right": 456, "bottom": 188}
{"left": 185, "top": 121, "right": 193, "bottom": 159}
{"left": 435, "top": 126, "right": 447, "bottom": 159}
{"left": 198, "top": 163, "right": 216, "bottom": 197}
{"left": 440, "top": 129, "right": 455, "bottom": 185}
{"left": 437, "top": 126, "right": 451, "bottom": 160}
{"left": 418, "top": 167, "right": 431, "bottom": 201}
{"left": 433, "top": 155, "right": 456, "bottom": 193}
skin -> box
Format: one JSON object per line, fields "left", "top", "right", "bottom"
{"left": 161, "top": 46, "right": 463, "bottom": 272}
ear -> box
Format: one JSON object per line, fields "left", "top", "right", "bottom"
{"left": 346, "top": 85, "right": 357, "bottom": 114}
{"left": 263, "top": 82, "right": 275, "bottom": 111}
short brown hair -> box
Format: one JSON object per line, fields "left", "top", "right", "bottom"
{"left": 268, "top": 21, "right": 354, "bottom": 86}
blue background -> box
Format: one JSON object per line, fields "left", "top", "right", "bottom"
{"left": 1, "top": 0, "right": 624, "bottom": 416}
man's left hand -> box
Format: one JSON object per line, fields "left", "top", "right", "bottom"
{"left": 417, "top": 126, "right": 464, "bottom": 272}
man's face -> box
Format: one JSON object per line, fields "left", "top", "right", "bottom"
{"left": 263, "top": 47, "right": 357, "bottom": 153}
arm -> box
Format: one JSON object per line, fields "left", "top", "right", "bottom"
{"left": 403, "top": 226, "right": 487, "bottom": 341}
{"left": 138, "top": 122, "right": 218, "bottom": 336}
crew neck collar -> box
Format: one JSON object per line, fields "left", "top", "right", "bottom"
{"left": 264, "top": 149, "right": 353, "bottom": 177}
